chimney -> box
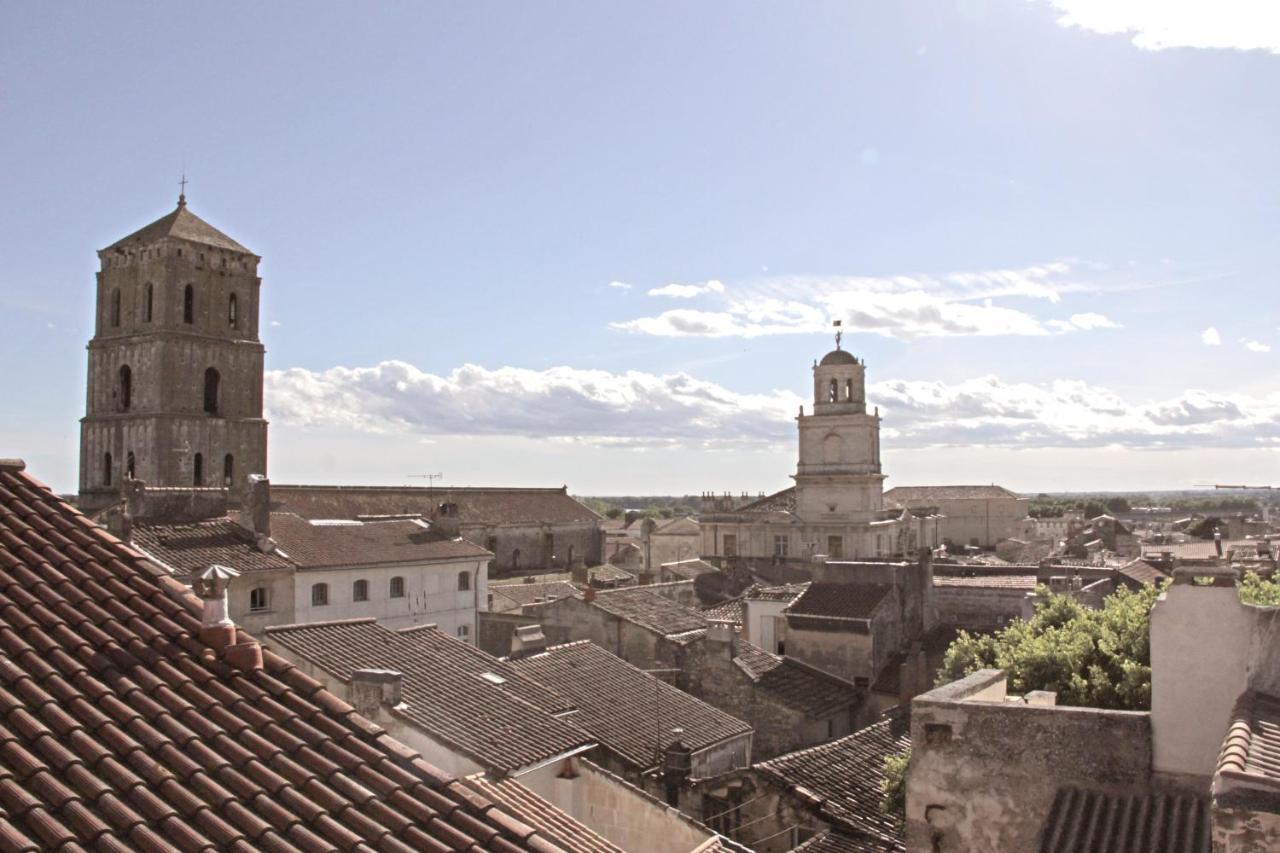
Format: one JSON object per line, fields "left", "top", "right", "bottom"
{"left": 194, "top": 564, "right": 240, "bottom": 650}
{"left": 571, "top": 562, "right": 590, "bottom": 585}
{"left": 662, "top": 729, "right": 693, "bottom": 806}
{"left": 244, "top": 474, "right": 272, "bottom": 545}
{"left": 582, "top": 585, "right": 596, "bottom": 604}
{"left": 706, "top": 619, "right": 737, "bottom": 659}
{"left": 1214, "top": 530, "right": 1224, "bottom": 558}
{"left": 350, "top": 669, "right": 404, "bottom": 719}
{"left": 510, "top": 623, "right": 548, "bottom": 659}
{"left": 105, "top": 497, "right": 133, "bottom": 544}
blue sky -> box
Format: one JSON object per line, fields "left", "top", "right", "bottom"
{"left": 2, "top": 1, "right": 1278, "bottom": 495}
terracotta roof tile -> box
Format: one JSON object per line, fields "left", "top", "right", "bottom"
{"left": 508, "top": 641, "right": 752, "bottom": 773}
{"left": 1036, "top": 787, "right": 1209, "bottom": 853}
{"left": 733, "top": 642, "right": 862, "bottom": 718}
{"left": 272, "top": 485, "right": 601, "bottom": 526}
{"left": 586, "top": 587, "right": 708, "bottom": 638}
{"left": 132, "top": 519, "right": 293, "bottom": 579}
{"left": 267, "top": 513, "right": 490, "bottom": 569}
{"left": 787, "top": 583, "right": 892, "bottom": 631}
{"left": 462, "top": 774, "right": 624, "bottom": 853}
{"left": 757, "top": 716, "right": 908, "bottom": 845}
{"left": 264, "top": 619, "right": 591, "bottom": 773}
{"left": 0, "top": 461, "right": 587, "bottom": 851}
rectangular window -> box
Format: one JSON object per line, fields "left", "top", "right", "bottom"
{"left": 249, "top": 587, "right": 268, "bottom": 613}
{"left": 457, "top": 625, "right": 471, "bottom": 641}
{"left": 723, "top": 534, "right": 737, "bottom": 557}
{"left": 773, "top": 535, "right": 789, "bottom": 558}
{"left": 827, "top": 535, "right": 843, "bottom": 560}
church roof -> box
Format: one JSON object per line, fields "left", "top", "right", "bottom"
{"left": 819, "top": 349, "right": 859, "bottom": 366}
{"left": 103, "top": 201, "right": 254, "bottom": 255}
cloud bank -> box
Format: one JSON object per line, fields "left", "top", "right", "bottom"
{"left": 613, "top": 262, "right": 1122, "bottom": 341}
{"left": 1037, "top": 1, "right": 1280, "bottom": 54}
{"left": 266, "top": 360, "right": 1280, "bottom": 451}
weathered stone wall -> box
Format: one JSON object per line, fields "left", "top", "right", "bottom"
{"left": 907, "top": 670, "right": 1152, "bottom": 853}
{"left": 1212, "top": 804, "right": 1280, "bottom": 853}
{"left": 934, "top": 586, "right": 1032, "bottom": 632}
{"left": 460, "top": 521, "right": 601, "bottom": 575}
{"left": 477, "top": 610, "right": 540, "bottom": 657}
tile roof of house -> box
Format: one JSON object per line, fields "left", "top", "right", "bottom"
{"left": 933, "top": 574, "right": 1038, "bottom": 590}
{"left": 744, "top": 582, "right": 810, "bottom": 603}
{"left": 654, "top": 517, "right": 700, "bottom": 536}
{"left": 734, "top": 488, "right": 796, "bottom": 514}
{"left": 508, "top": 641, "right": 752, "bottom": 773}
{"left": 700, "top": 597, "right": 745, "bottom": 625}
{"left": 1217, "top": 690, "right": 1280, "bottom": 794}
{"left": 786, "top": 583, "right": 893, "bottom": 631}
{"left": 660, "top": 559, "right": 720, "bottom": 580}
{"left": 587, "top": 587, "right": 709, "bottom": 638}
{"left": 1036, "top": 787, "right": 1210, "bottom": 853}
{"left": 268, "top": 513, "right": 490, "bottom": 569}
{"left": 757, "top": 715, "right": 909, "bottom": 846}
{"left": 264, "top": 618, "right": 592, "bottom": 774}
{"left": 490, "top": 581, "right": 581, "bottom": 609}
{"left": 733, "top": 642, "right": 862, "bottom": 718}
{"left": 272, "top": 485, "right": 601, "bottom": 526}
{"left": 462, "top": 774, "right": 624, "bottom": 853}
{"left": 1116, "top": 559, "right": 1171, "bottom": 587}
{"left": 586, "top": 563, "right": 636, "bottom": 584}
{"left": 883, "top": 485, "right": 1021, "bottom": 502}
{"left": 0, "top": 459, "right": 576, "bottom": 851}
{"left": 133, "top": 517, "right": 295, "bottom": 579}
{"left": 794, "top": 830, "right": 903, "bottom": 853}
{"left": 103, "top": 202, "right": 254, "bottom": 254}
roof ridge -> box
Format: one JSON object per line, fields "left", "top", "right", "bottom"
{"left": 264, "top": 616, "right": 380, "bottom": 633}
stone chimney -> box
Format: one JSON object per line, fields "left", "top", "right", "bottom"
{"left": 1214, "top": 529, "right": 1224, "bottom": 558}
{"left": 243, "top": 474, "right": 273, "bottom": 550}
{"left": 571, "top": 562, "right": 590, "bottom": 585}
{"left": 104, "top": 496, "right": 133, "bottom": 544}
{"left": 706, "top": 619, "right": 737, "bottom": 659}
{"left": 194, "top": 564, "right": 240, "bottom": 650}
{"left": 350, "top": 669, "right": 404, "bottom": 719}
{"left": 662, "top": 729, "right": 693, "bottom": 806}
{"left": 509, "top": 623, "right": 548, "bottom": 659}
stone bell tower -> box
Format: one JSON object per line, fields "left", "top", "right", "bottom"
{"left": 78, "top": 191, "right": 268, "bottom": 512}
{"left": 792, "top": 335, "right": 885, "bottom": 522}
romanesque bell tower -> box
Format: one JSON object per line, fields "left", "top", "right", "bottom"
{"left": 78, "top": 192, "right": 268, "bottom": 511}
{"left": 792, "top": 341, "right": 886, "bottom": 522}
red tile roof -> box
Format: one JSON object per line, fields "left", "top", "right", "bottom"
{"left": 264, "top": 619, "right": 591, "bottom": 773}
{"left": 508, "top": 641, "right": 752, "bottom": 774}
{"left": 1217, "top": 690, "right": 1280, "bottom": 787}
{"left": 272, "top": 485, "right": 601, "bottom": 526}
{"left": 0, "top": 459, "right": 579, "bottom": 851}
{"left": 462, "top": 774, "right": 624, "bottom": 853}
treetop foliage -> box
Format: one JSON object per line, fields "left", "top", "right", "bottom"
{"left": 936, "top": 583, "right": 1164, "bottom": 711}
{"left": 1240, "top": 571, "right": 1280, "bottom": 607}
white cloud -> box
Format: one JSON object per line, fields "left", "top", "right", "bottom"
{"left": 1036, "top": 0, "right": 1280, "bottom": 53}
{"left": 648, "top": 280, "right": 726, "bottom": 299}
{"left": 1242, "top": 338, "right": 1273, "bottom": 353}
{"left": 270, "top": 320, "right": 283, "bottom": 328}
{"left": 265, "top": 359, "right": 1280, "bottom": 452}
{"left": 615, "top": 262, "right": 1120, "bottom": 341}
{"left": 608, "top": 281, "right": 632, "bottom": 290}
{"left": 1201, "top": 326, "right": 1221, "bottom": 346}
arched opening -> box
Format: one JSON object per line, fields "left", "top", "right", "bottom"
{"left": 183, "top": 284, "right": 194, "bottom": 324}
{"left": 828, "top": 378, "right": 838, "bottom": 402}
{"left": 311, "top": 583, "right": 329, "bottom": 607}
{"left": 845, "top": 378, "right": 853, "bottom": 401}
{"left": 352, "top": 579, "right": 369, "bottom": 602}
{"left": 223, "top": 454, "right": 234, "bottom": 487}
{"left": 228, "top": 293, "right": 238, "bottom": 329}
{"left": 389, "top": 576, "right": 406, "bottom": 598}
{"left": 192, "top": 453, "right": 203, "bottom": 486}
{"left": 203, "top": 367, "right": 220, "bottom": 415}
{"left": 457, "top": 571, "right": 470, "bottom": 592}
{"left": 144, "top": 284, "right": 154, "bottom": 322}
{"left": 125, "top": 451, "right": 135, "bottom": 479}
{"left": 103, "top": 453, "right": 112, "bottom": 487}
{"left": 110, "top": 289, "right": 121, "bottom": 327}
{"left": 118, "top": 364, "right": 132, "bottom": 411}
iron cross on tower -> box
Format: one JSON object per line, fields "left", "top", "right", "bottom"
{"left": 833, "top": 319, "right": 843, "bottom": 350}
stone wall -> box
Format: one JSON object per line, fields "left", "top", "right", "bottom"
{"left": 460, "top": 521, "right": 601, "bottom": 575}
{"left": 934, "top": 586, "right": 1033, "bottom": 632}
{"left": 907, "top": 670, "right": 1152, "bottom": 853}
{"left": 477, "top": 609, "right": 541, "bottom": 657}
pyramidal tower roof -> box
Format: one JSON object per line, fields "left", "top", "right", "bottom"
{"left": 102, "top": 195, "right": 254, "bottom": 255}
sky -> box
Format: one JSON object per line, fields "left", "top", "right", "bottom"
{"left": 2, "top": 1, "right": 1278, "bottom": 496}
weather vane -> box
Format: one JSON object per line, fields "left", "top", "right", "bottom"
{"left": 833, "top": 319, "right": 843, "bottom": 350}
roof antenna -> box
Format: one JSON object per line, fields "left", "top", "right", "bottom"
{"left": 833, "top": 319, "right": 843, "bottom": 350}
{"left": 178, "top": 173, "right": 188, "bottom": 209}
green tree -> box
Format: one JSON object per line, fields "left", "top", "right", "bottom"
{"left": 1240, "top": 571, "right": 1280, "bottom": 607}
{"left": 1187, "top": 517, "right": 1224, "bottom": 540}
{"left": 1105, "top": 496, "right": 1131, "bottom": 514}
{"left": 880, "top": 748, "right": 910, "bottom": 831}
{"left": 936, "top": 583, "right": 1164, "bottom": 710}
{"left": 604, "top": 507, "right": 623, "bottom": 520}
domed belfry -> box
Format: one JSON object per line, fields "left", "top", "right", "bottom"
{"left": 793, "top": 343, "right": 885, "bottom": 521}
{"left": 78, "top": 192, "right": 268, "bottom": 512}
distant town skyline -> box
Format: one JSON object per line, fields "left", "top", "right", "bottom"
{"left": 2, "top": 2, "right": 1277, "bottom": 495}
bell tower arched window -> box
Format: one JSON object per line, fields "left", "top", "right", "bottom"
{"left": 828, "top": 378, "right": 838, "bottom": 403}
{"left": 193, "top": 453, "right": 203, "bottom": 486}
{"left": 203, "top": 368, "right": 220, "bottom": 415}
{"left": 125, "top": 451, "right": 136, "bottom": 479}
{"left": 228, "top": 293, "right": 238, "bottom": 329}
{"left": 845, "top": 379, "right": 853, "bottom": 401}
{"left": 183, "top": 285, "right": 194, "bottom": 324}
{"left": 118, "top": 365, "right": 132, "bottom": 411}
{"left": 110, "top": 289, "right": 121, "bottom": 327}
{"left": 223, "top": 454, "right": 234, "bottom": 487}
